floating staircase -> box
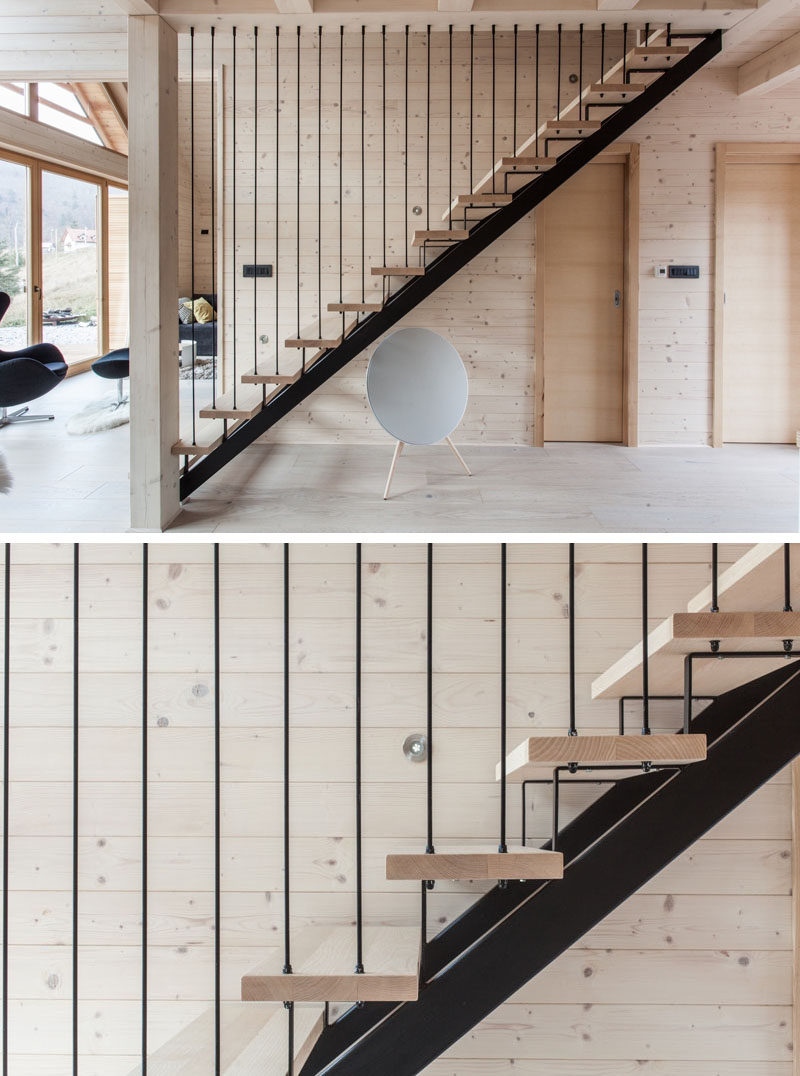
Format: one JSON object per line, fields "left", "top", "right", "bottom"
{"left": 385, "top": 844, "right": 563, "bottom": 881}
{"left": 177, "top": 26, "right": 724, "bottom": 497}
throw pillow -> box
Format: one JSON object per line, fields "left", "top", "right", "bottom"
{"left": 178, "top": 298, "right": 194, "bottom": 325}
{"left": 191, "top": 297, "right": 217, "bottom": 324}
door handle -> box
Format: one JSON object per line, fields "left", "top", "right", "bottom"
{"left": 613, "top": 289, "right": 622, "bottom": 308}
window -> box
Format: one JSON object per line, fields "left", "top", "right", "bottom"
{"left": 0, "top": 82, "right": 26, "bottom": 116}
{"left": 36, "top": 83, "right": 102, "bottom": 146}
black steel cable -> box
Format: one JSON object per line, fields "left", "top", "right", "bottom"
{"left": 623, "top": 23, "right": 628, "bottom": 82}
{"left": 296, "top": 27, "right": 302, "bottom": 373}
{"left": 600, "top": 23, "right": 605, "bottom": 83}
{"left": 469, "top": 26, "right": 474, "bottom": 191}
{"left": 513, "top": 24, "right": 518, "bottom": 155}
{"left": 578, "top": 24, "right": 583, "bottom": 118}
{"left": 232, "top": 26, "right": 238, "bottom": 408}
{"left": 426, "top": 543, "right": 434, "bottom": 854}
{"left": 283, "top": 542, "right": 292, "bottom": 975}
{"left": 275, "top": 26, "right": 280, "bottom": 376}
{"left": 785, "top": 544, "right": 793, "bottom": 612}
{"left": 405, "top": 26, "right": 409, "bottom": 266}
{"left": 426, "top": 25, "right": 431, "bottom": 231}
{"left": 210, "top": 27, "right": 217, "bottom": 406}
{"left": 534, "top": 25, "right": 539, "bottom": 154}
{"left": 254, "top": 26, "right": 259, "bottom": 383}
{"left": 382, "top": 27, "right": 386, "bottom": 271}
{"left": 190, "top": 27, "right": 196, "bottom": 442}
{"left": 361, "top": 25, "right": 366, "bottom": 306}
{"left": 569, "top": 544, "right": 576, "bottom": 736}
{"left": 491, "top": 25, "right": 496, "bottom": 193}
{"left": 339, "top": 27, "right": 344, "bottom": 318}
{"left": 2, "top": 545, "right": 9, "bottom": 1076}
{"left": 214, "top": 544, "right": 221, "bottom": 1075}
{"left": 72, "top": 544, "right": 79, "bottom": 1076}
{"left": 448, "top": 25, "right": 452, "bottom": 230}
{"left": 141, "top": 544, "right": 148, "bottom": 1075}
{"left": 499, "top": 543, "right": 507, "bottom": 853}
{"left": 318, "top": 26, "right": 323, "bottom": 334}
{"left": 711, "top": 544, "right": 719, "bottom": 612}
{"left": 556, "top": 23, "right": 562, "bottom": 120}
{"left": 355, "top": 544, "right": 364, "bottom": 973}
{"left": 642, "top": 543, "right": 650, "bottom": 735}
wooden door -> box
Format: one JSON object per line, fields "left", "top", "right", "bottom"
{"left": 541, "top": 163, "right": 625, "bottom": 442}
{"left": 723, "top": 162, "right": 800, "bottom": 443}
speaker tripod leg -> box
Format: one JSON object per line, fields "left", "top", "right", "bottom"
{"left": 383, "top": 440, "right": 404, "bottom": 500}
{"left": 445, "top": 436, "right": 472, "bottom": 476}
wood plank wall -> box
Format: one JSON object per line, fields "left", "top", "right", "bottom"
{"left": 176, "top": 33, "right": 800, "bottom": 447}
{"left": 1, "top": 540, "right": 792, "bottom": 1074}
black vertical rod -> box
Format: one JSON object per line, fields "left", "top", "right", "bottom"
{"left": 355, "top": 544, "right": 364, "bottom": 973}
{"left": 710, "top": 544, "right": 719, "bottom": 612}
{"left": 426, "top": 543, "right": 434, "bottom": 854}
{"left": 296, "top": 27, "right": 302, "bottom": 374}
{"left": 556, "top": 24, "right": 562, "bottom": 120}
{"left": 141, "top": 545, "right": 148, "bottom": 1074}
{"left": 213, "top": 544, "right": 221, "bottom": 1075}
{"left": 275, "top": 27, "right": 280, "bottom": 376}
{"left": 72, "top": 544, "right": 79, "bottom": 1076}
{"left": 426, "top": 25, "right": 431, "bottom": 231}
{"left": 568, "top": 544, "right": 576, "bottom": 736}
{"left": 641, "top": 543, "right": 650, "bottom": 736}
{"left": 318, "top": 26, "right": 322, "bottom": 334}
{"left": 785, "top": 544, "right": 794, "bottom": 611}
{"left": 283, "top": 542, "right": 292, "bottom": 975}
{"left": 622, "top": 23, "right": 628, "bottom": 82}
{"left": 232, "top": 26, "right": 238, "bottom": 407}
{"left": 534, "top": 25, "right": 540, "bottom": 154}
{"left": 2, "top": 545, "right": 10, "bottom": 1076}
{"left": 600, "top": 23, "right": 605, "bottom": 82}
{"left": 578, "top": 24, "right": 583, "bottom": 116}
{"left": 404, "top": 26, "right": 409, "bottom": 267}
{"left": 254, "top": 27, "right": 259, "bottom": 383}
{"left": 382, "top": 26, "right": 386, "bottom": 269}
{"left": 448, "top": 25, "right": 452, "bottom": 230}
{"left": 469, "top": 26, "right": 474, "bottom": 192}
{"left": 361, "top": 26, "right": 366, "bottom": 306}
{"left": 667, "top": 22, "right": 672, "bottom": 46}
{"left": 190, "top": 27, "right": 196, "bottom": 442}
{"left": 512, "top": 24, "right": 518, "bottom": 155}
{"left": 499, "top": 544, "right": 507, "bottom": 854}
{"left": 210, "top": 27, "right": 217, "bottom": 406}
{"left": 339, "top": 27, "right": 343, "bottom": 313}
{"left": 491, "top": 25, "right": 496, "bottom": 193}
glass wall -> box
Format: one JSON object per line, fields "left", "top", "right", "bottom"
{"left": 0, "top": 157, "right": 28, "bottom": 349}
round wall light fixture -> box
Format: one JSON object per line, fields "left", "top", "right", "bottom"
{"left": 403, "top": 733, "right": 428, "bottom": 762}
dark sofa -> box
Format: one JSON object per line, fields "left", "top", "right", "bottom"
{"left": 179, "top": 293, "right": 218, "bottom": 358}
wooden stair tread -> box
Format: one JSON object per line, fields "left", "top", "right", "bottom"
{"left": 172, "top": 417, "right": 246, "bottom": 458}
{"left": 242, "top": 926, "right": 420, "bottom": 1003}
{"left": 371, "top": 265, "right": 425, "bottom": 276}
{"left": 442, "top": 193, "right": 512, "bottom": 221}
{"left": 127, "top": 1002, "right": 323, "bottom": 1074}
{"left": 498, "top": 734, "right": 707, "bottom": 780}
{"left": 593, "top": 605, "right": 800, "bottom": 700}
{"left": 327, "top": 298, "right": 383, "bottom": 313}
{"left": 411, "top": 228, "right": 469, "bottom": 247}
{"left": 199, "top": 382, "right": 265, "bottom": 421}
{"left": 285, "top": 317, "right": 356, "bottom": 349}
{"left": 588, "top": 82, "right": 647, "bottom": 94}
{"left": 497, "top": 156, "right": 557, "bottom": 173}
{"left": 386, "top": 845, "right": 563, "bottom": 881}
{"left": 545, "top": 119, "right": 602, "bottom": 133}
{"left": 240, "top": 367, "right": 300, "bottom": 386}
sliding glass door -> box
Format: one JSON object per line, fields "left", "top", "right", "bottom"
{"left": 0, "top": 156, "right": 29, "bottom": 351}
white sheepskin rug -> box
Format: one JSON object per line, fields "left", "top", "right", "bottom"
{"left": 0, "top": 451, "right": 11, "bottom": 494}
{"left": 67, "top": 395, "right": 130, "bottom": 436}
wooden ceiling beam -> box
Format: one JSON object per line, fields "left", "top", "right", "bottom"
{"left": 738, "top": 29, "right": 800, "bottom": 95}
{"left": 111, "top": 0, "right": 160, "bottom": 13}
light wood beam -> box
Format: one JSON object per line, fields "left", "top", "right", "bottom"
{"left": 438, "top": 0, "right": 475, "bottom": 12}
{"left": 597, "top": 0, "right": 640, "bottom": 9}
{"left": 0, "top": 106, "right": 126, "bottom": 182}
{"left": 129, "top": 14, "right": 180, "bottom": 530}
{"left": 738, "top": 30, "right": 800, "bottom": 96}
{"left": 113, "top": 0, "right": 160, "bottom": 13}
{"left": 273, "top": 0, "right": 314, "bottom": 12}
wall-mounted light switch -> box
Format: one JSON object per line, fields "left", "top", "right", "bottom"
{"left": 655, "top": 265, "right": 667, "bottom": 279}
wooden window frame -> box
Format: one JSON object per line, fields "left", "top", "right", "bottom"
{"left": 713, "top": 141, "right": 800, "bottom": 447}
{"left": 0, "top": 145, "right": 127, "bottom": 374}
{"left": 533, "top": 142, "right": 640, "bottom": 448}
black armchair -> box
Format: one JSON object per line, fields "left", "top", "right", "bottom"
{"left": 0, "top": 291, "right": 68, "bottom": 428}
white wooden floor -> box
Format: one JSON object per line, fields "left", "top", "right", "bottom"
{"left": 0, "top": 372, "right": 797, "bottom": 533}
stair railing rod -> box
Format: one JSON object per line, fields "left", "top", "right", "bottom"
{"left": 339, "top": 27, "right": 344, "bottom": 323}
{"left": 448, "top": 25, "right": 452, "bottom": 230}
{"left": 534, "top": 25, "right": 539, "bottom": 154}
{"left": 355, "top": 543, "right": 364, "bottom": 973}
{"left": 578, "top": 24, "right": 583, "bottom": 121}
{"left": 783, "top": 543, "right": 793, "bottom": 654}
{"left": 361, "top": 26, "right": 366, "bottom": 311}
{"left": 642, "top": 543, "right": 650, "bottom": 735}
{"left": 318, "top": 26, "right": 322, "bottom": 335}
{"left": 491, "top": 24, "right": 496, "bottom": 193}
{"left": 232, "top": 26, "right": 237, "bottom": 409}
{"left": 512, "top": 24, "right": 517, "bottom": 156}
{"left": 426, "top": 24, "right": 431, "bottom": 232}
{"left": 2, "top": 545, "right": 10, "bottom": 1076}
{"left": 275, "top": 27, "right": 280, "bottom": 376}
{"left": 282, "top": 543, "right": 294, "bottom": 1071}
{"left": 405, "top": 26, "right": 409, "bottom": 268}
{"left": 382, "top": 26, "right": 386, "bottom": 270}
{"left": 556, "top": 24, "right": 562, "bottom": 120}
{"left": 667, "top": 22, "right": 672, "bottom": 46}
{"left": 426, "top": 542, "right": 434, "bottom": 855}
{"left": 709, "top": 542, "right": 720, "bottom": 653}
{"left": 190, "top": 27, "right": 196, "bottom": 443}
{"left": 254, "top": 27, "right": 261, "bottom": 392}
{"left": 213, "top": 544, "right": 221, "bottom": 1075}
{"left": 210, "top": 27, "right": 217, "bottom": 408}
{"left": 141, "top": 546, "right": 148, "bottom": 1074}
{"left": 72, "top": 544, "right": 79, "bottom": 1076}
{"left": 600, "top": 22, "right": 605, "bottom": 83}
{"left": 622, "top": 23, "right": 628, "bottom": 82}
{"left": 499, "top": 543, "right": 508, "bottom": 854}
{"left": 296, "top": 28, "right": 303, "bottom": 375}
{"left": 469, "top": 25, "right": 474, "bottom": 192}
{"left": 568, "top": 543, "right": 577, "bottom": 736}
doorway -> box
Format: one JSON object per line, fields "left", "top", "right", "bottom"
{"left": 717, "top": 147, "right": 800, "bottom": 444}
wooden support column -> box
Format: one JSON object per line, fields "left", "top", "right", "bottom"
{"left": 128, "top": 14, "right": 180, "bottom": 531}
